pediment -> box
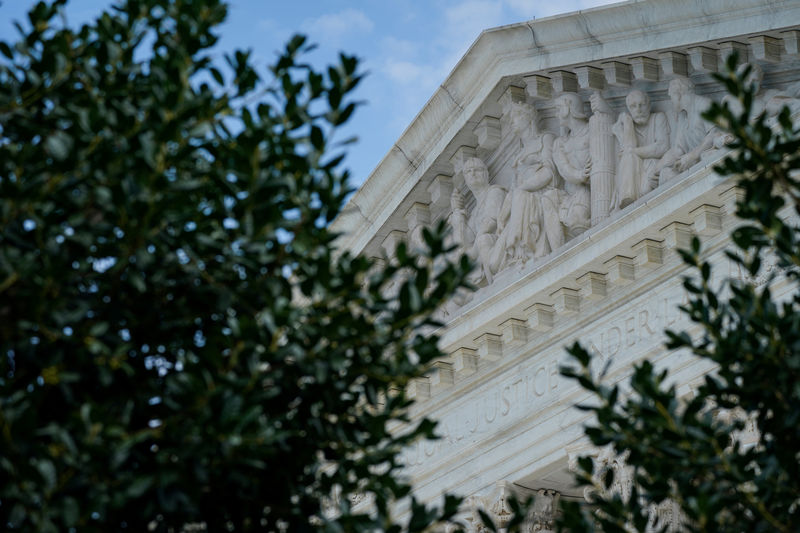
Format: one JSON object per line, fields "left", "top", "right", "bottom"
{"left": 334, "top": 0, "right": 800, "bottom": 522}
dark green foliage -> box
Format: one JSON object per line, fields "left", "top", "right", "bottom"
{"left": 0, "top": 1, "right": 471, "bottom": 531}
{"left": 557, "top": 53, "right": 800, "bottom": 532}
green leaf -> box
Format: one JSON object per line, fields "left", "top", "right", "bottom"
{"left": 8, "top": 504, "right": 26, "bottom": 527}
{"left": 44, "top": 131, "right": 73, "bottom": 161}
{"left": 63, "top": 497, "right": 79, "bottom": 526}
{"left": 126, "top": 476, "right": 153, "bottom": 498}
{"left": 0, "top": 41, "right": 13, "bottom": 59}
{"left": 35, "top": 458, "right": 57, "bottom": 490}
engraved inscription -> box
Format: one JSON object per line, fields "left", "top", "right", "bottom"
{"left": 404, "top": 281, "right": 694, "bottom": 470}
{"left": 403, "top": 358, "right": 561, "bottom": 467}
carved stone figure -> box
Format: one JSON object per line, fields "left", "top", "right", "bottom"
{"left": 573, "top": 447, "right": 686, "bottom": 532}
{"left": 659, "top": 77, "right": 717, "bottom": 183}
{"left": 588, "top": 92, "right": 617, "bottom": 224}
{"left": 464, "top": 495, "right": 492, "bottom": 533}
{"left": 552, "top": 93, "right": 591, "bottom": 238}
{"left": 716, "top": 63, "right": 800, "bottom": 142}
{"left": 487, "top": 484, "right": 514, "bottom": 529}
{"left": 768, "top": 78, "right": 800, "bottom": 123}
{"left": 611, "top": 89, "right": 670, "bottom": 208}
{"left": 450, "top": 157, "right": 507, "bottom": 284}
{"left": 495, "top": 101, "right": 560, "bottom": 266}
{"left": 464, "top": 495, "right": 496, "bottom": 533}
{"left": 525, "top": 489, "right": 560, "bottom": 533}
{"left": 646, "top": 498, "right": 685, "bottom": 533}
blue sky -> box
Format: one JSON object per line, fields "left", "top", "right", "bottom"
{"left": 1, "top": 0, "right": 617, "bottom": 187}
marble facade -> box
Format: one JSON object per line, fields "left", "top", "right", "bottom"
{"left": 331, "top": 0, "right": 800, "bottom": 529}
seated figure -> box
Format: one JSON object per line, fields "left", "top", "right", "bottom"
{"left": 449, "top": 157, "right": 507, "bottom": 285}
{"left": 659, "top": 78, "right": 717, "bottom": 183}
{"left": 495, "top": 101, "right": 560, "bottom": 267}
{"left": 552, "top": 92, "right": 591, "bottom": 239}
{"left": 611, "top": 89, "right": 670, "bottom": 208}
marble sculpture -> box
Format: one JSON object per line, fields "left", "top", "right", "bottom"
{"left": 448, "top": 70, "right": 800, "bottom": 287}
{"left": 498, "top": 101, "right": 558, "bottom": 266}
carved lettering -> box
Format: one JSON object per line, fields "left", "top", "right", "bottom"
{"left": 549, "top": 361, "right": 559, "bottom": 392}
{"left": 625, "top": 316, "right": 636, "bottom": 347}
{"left": 468, "top": 410, "right": 478, "bottom": 434}
{"left": 588, "top": 338, "right": 602, "bottom": 355}
{"left": 664, "top": 296, "right": 678, "bottom": 326}
{"left": 534, "top": 366, "right": 547, "bottom": 396}
{"left": 484, "top": 392, "right": 498, "bottom": 423}
{"left": 639, "top": 309, "right": 655, "bottom": 336}
{"left": 606, "top": 326, "right": 622, "bottom": 356}
{"left": 512, "top": 377, "right": 524, "bottom": 406}
{"left": 501, "top": 385, "right": 512, "bottom": 416}
{"left": 424, "top": 438, "right": 438, "bottom": 457}
{"left": 583, "top": 285, "right": 690, "bottom": 365}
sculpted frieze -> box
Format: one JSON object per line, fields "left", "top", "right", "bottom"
{"left": 435, "top": 57, "right": 800, "bottom": 308}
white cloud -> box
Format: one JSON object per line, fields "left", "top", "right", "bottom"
{"left": 384, "top": 60, "right": 425, "bottom": 83}
{"left": 383, "top": 59, "right": 441, "bottom": 87}
{"left": 418, "top": 0, "right": 508, "bottom": 83}
{"left": 302, "top": 8, "right": 374, "bottom": 41}
{"left": 380, "top": 36, "right": 420, "bottom": 60}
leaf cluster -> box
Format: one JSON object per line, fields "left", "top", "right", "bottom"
{"left": 0, "top": 1, "right": 472, "bottom": 531}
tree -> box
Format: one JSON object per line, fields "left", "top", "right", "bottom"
{"left": 557, "top": 55, "right": 800, "bottom": 532}
{"left": 0, "top": 1, "right": 470, "bottom": 531}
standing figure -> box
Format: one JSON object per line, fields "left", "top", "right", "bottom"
{"left": 495, "top": 101, "right": 559, "bottom": 266}
{"left": 659, "top": 77, "right": 717, "bottom": 183}
{"left": 552, "top": 92, "right": 591, "bottom": 239}
{"left": 449, "top": 157, "right": 507, "bottom": 285}
{"left": 611, "top": 89, "right": 670, "bottom": 208}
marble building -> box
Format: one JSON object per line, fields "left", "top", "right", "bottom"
{"left": 331, "top": 0, "right": 800, "bottom": 529}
